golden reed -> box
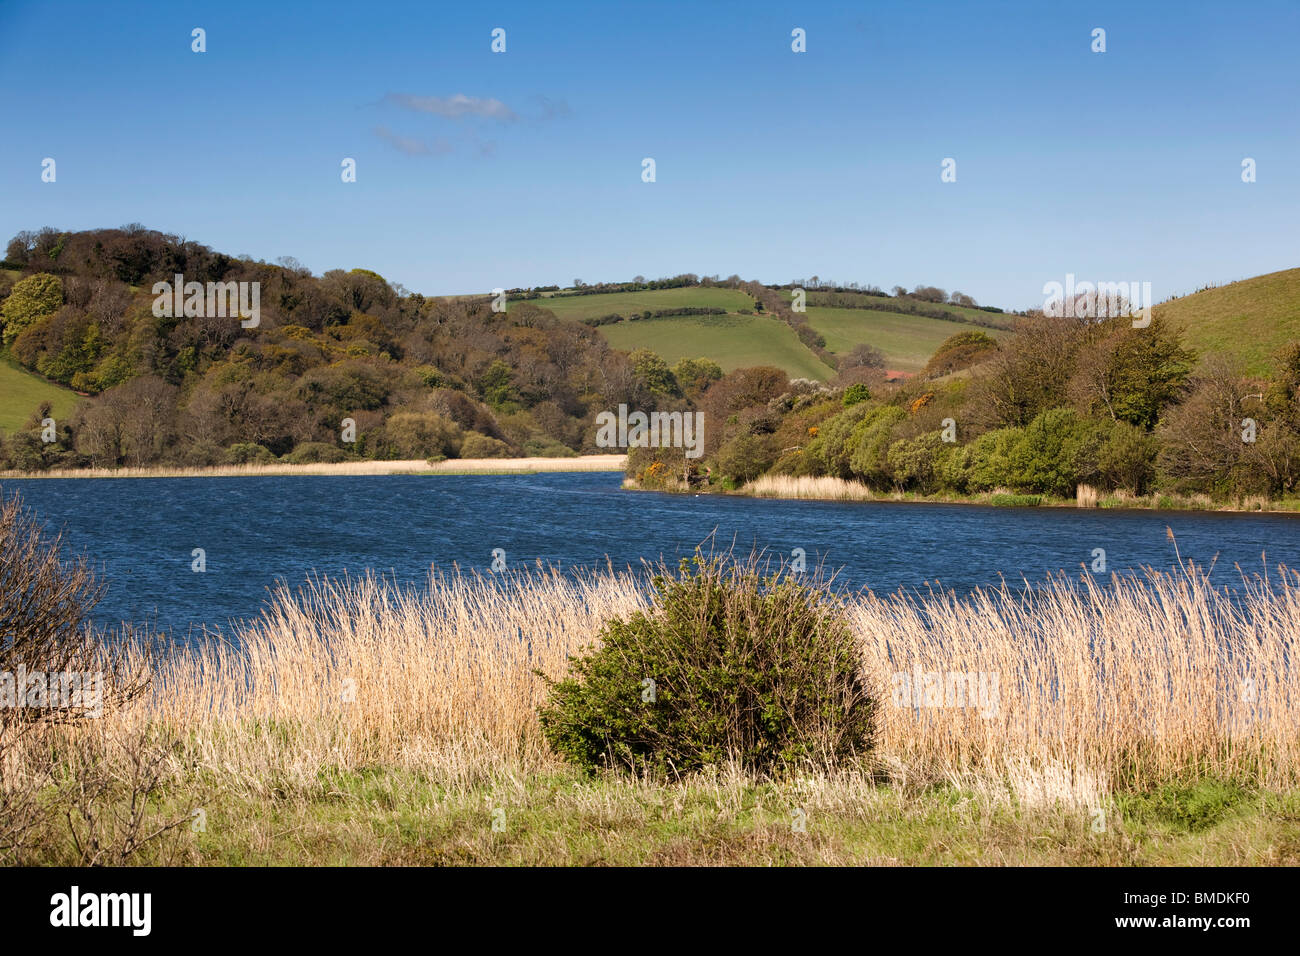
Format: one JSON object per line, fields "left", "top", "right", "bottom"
{"left": 5, "top": 561, "right": 1297, "bottom": 800}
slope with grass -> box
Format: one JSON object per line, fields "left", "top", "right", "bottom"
{"left": 525, "top": 286, "right": 1015, "bottom": 377}
{"left": 600, "top": 312, "right": 835, "bottom": 380}
{"left": 781, "top": 289, "right": 1015, "bottom": 328}
{"left": 0, "top": 357, "right": 82, "bottom": 433}
{"left": 1154, "top": 267, "right": 1300, "bottom": 377}
{"left": 520, "top": 286, "right": 754, "bottom": 322}
{"left": 803, "top": 306, "right": 1010, "bottom": 373}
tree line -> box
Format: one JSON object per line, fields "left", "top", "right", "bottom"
{"left": 628, "top": 311, "right": 1300, "bottom": 502}
{"left": 0, "top": 226, "right": 711, "bottom": 470}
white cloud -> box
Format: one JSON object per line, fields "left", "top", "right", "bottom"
{"left": 385, "top": 93, "right": 517, "bottom": 122}
{"left": 372, "top": 125, "right": 453, "bottom": 156}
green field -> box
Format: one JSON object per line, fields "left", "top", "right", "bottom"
{"left": 1154, "top": 267, "right": 1300, "bottom": 377}
{"left": 803, "top": 306, "right": 1009, "bottom": 372}
{"left": 523, "top": 286, "right": 999, "bottom": 378}
{"left": 0, "top": 357, "right": 81, "bottom": 433}
{"left": 523, "top": 286, "right": 754, "bottom": 322}
{"left": 780, "top": 289, "right": 1014, "bottom": 328}
{"left": 600, "top": 313, "right": 834, "bottom": 380}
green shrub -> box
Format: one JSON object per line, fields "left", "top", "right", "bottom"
{"left": 179, "top": 440, "right": 223, "bottom": 467}
{"left": 885, "top": 433, "right": 954, "bottom": 494}
{"left": 715, "top": 432, "right": 775, "bottom": 484}
{"left": 961, "top": 426, "right": 1022, "bottom": 492}
{"left": 1098, "top": 420, "right": 1159, "bottom": 494}
{"left": 538, "top": 555, "right": 877, "bottom": 777}
{"left": 377, "top": 411, "right": 462, "bottom": 459}
{"left": 842, "top": 383, "right": 871, "bottom": 407}
{"left": 223, "top": 442, "right": 277, "bottom": 465}
{"left": 1008, "top": 407, "right": 1101, "bottom": 497}
{"left": 522, "top": 436, "right": 577, "bottom": 458}
{"left": 847, "top": 405, "right": 906, "bottom": 486}
{"left": 282, "top": 441, "right": 353, "bottom": 464}
{"left": 458, "top": 432, "right": 513, "bottom": 459}
{"left": 800, "top": 402, "right": 873, "bottom": 478}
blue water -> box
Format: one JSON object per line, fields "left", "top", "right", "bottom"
{"left": 3, "top": 472, "right": 1299, "bottom": 642}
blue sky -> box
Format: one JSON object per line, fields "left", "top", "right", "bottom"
{"left": 1, "top": 0, "right": 1297, "bottom": 309}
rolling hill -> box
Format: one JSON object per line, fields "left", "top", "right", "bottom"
{"left": 0, "top": 357, "right": 82, "bottom": 433}
{"left": 519, "top": 270, "right": 1300, "bottom": 381}
{"left": 511, "top": 285, "right": 1012, "bottom": 379}
{"left": 524, "top": 286, "right": 753, "bottom": 321}
{"left": 599, "top": 312, "right": 835, "bottom": 380}
{"left": 1154, "top": 267, "right": 1300, "bottom": 377}
{"left": 512, "top": 286, "right": 835, "bottom": 379}
{"left": 802, "top": 306, "right": 1009, "bottom": 373}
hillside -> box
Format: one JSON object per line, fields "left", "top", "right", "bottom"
{"left": 1154, "top": 267, "right": 1300, "bottom": 377}
{"left": 0, "top": 225, "right": 665, "bottom": 470}
{"left": 781, "top": 289, "right": 1014, "bottom": 328}
{"left": 523, "top": 286, "right": 753, "bottom": 321}
{"left": 510, "top": 286, "right": 833, "bottom": 380}
{"left": 511, "top": 285, "right": 1010, "bottom": 378}
{"left": 803, "top": 306, "right": 1009, "bottom": 373}
{"left": 8, "top": 223, "right": 1294, "bottom": 474}
{"left": 600, "top": 312, "right": 835, "bottom": 380}
{"left": 0, "top": 358, "right": 81, "bottom": 433}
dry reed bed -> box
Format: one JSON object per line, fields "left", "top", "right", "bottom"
{"left": 0, "top": 455, "right": 627, "bottom": 480}
{"left": 11, "top": 563, "right": 1299, "bottom": 802}
{"left": 748, "top": 475, "right": 878, "bottom": 501}
{"left": 854, "top": 568, "right": 1300, "bottom": 795}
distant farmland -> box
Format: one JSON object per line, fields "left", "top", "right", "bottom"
{"left": 519, "top": 286, "right": 754, "bottom": 321}
{"left": 514, "top": 285, "right": 1018, "bottom": 378}
{"left": 804, "top": 306, "right": 1010, "bottom": 372}
{"left": 600, "top": 313, "right": 835, "bottom": 380}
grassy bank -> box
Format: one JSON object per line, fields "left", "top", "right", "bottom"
{"left": 0, "top": 454, "right": 627, "bottom": 480}
{"left": 124, "top": 767, "right": 1300, "bottom": 866}
{"left": 639, "top": 473, "right": 1300, "bottom": 515}
{"left": 0, "top": 356, "right": 82, "bottom": 434}
{"left": 4, "top": 560, "right": 1298, "bottom": 865}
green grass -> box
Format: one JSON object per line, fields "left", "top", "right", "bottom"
{"left": 803, "top": 306, "right": 1010, "bottom": 372}
{"left": 517, "top": 286, "right": 1022, "bottom": 379}
{"left": 517, "top": 287, "right": 833, "bottom": 379}
{"left": 1154, "top": 267, "right": 1300, "bottom": 377}
{"left": 523, "top": 286, "right": 755, "bottom": 322}
{"left": 0, "top": 356, "right": 82, "bottom": 433}
{"left": 988, "top": 493, "right": 1043, "bottom": 507}
{"left": 39, "top": 768, "right": 1300, "bottom": 866}
{"left": 599, "top": 313, "right": 834, "bottom": 380}
{"left": 781, "top": 290, "right": 1015, "bottom": 328}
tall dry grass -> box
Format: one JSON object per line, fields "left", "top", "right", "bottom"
{"left": 5, "top": 561, "right": 1298, "bottom": 813}
{"left": 0, "top": 455, "right": 626, "bottom": 480}
{"left": 748, "top": 474, "right": 876, "bottom": 501}
{"left": 854, "top": 566, "right": 1300, "bottom": 796}
{"left": 118, "top": 568, "right": 648, "bottom": 794}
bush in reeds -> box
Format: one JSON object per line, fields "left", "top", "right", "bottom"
{"left": 537, "top": 555, "right": 877, "bottom": 777}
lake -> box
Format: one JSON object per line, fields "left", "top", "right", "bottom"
{"left": 3, "top": 472, "right": 1299, "bottom": 642}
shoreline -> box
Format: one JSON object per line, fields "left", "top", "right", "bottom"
{"left": 623, "top": 476, "right": 1300, "bottom": 516}
{"left": 0, "top": 454, "right": 628, "bottom": 480}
